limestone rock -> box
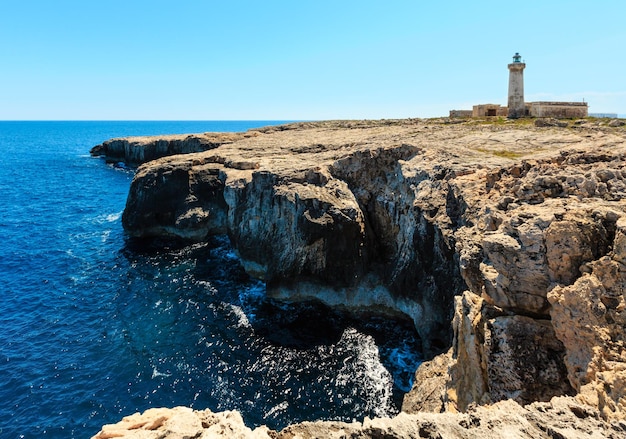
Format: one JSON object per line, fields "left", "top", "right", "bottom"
{"left": 447, "top": 291, "right": 490, "bottom": 411}
{"left": 482, "top": 223, "right": 551, "bottom": 314}
{"left": 545, "top": 217, "right": 610, "bottom": 285}
{"left": 93, "top": 406, "right": 272, "bottom": 439}
{"left": 98, "top": 119, "right": 626, "bottom": 434}
{"left": 548, "top": 218, "right": 626, "bottom": 420}
{"left": 92, "top": 398, "right": 624, "bottom": 438}
{"left": 120, "top": 123, "right": 466, "bottom": 351}
{"left": 370, "top": 397, "right": 621, "bottom": 438}
{"left": 484, "top": 315, "right": 572, "bottom": 404}
{"left": 445, "top": 291, "right": 572, "bottom": 411}
{"left": 479, "top": 207, "right": 614, "bottom": 315}
{"left": 402, "top": 350, "right": 451, "bottom": 413}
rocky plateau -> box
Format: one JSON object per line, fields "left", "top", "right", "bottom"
{"left": 91, "top": 118, "right": 626, "bottom": 438}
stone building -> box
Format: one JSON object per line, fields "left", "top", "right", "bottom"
{"left": 472, "top": 104, "right": 507, "bottom": 117}
{"left": 450, "top": 53, "right": 588, "bottom": 119}
{"left": 529, "top": 102, "right": 588, "bottom": 118}
{"left": 449, "top": 109, "right": 473, "bottom": 118}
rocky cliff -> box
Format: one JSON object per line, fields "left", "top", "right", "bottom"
{"left": 119, "top": 120, "right": 468, "bottom": 352}
{"left": 90, "top": 131, "right": 258, "bottom": 166}
{"left": 93, "top": 118, "right": 626, "bottom": 438}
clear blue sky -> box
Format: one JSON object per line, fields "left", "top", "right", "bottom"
{"left": 1, "top": 0, "right": 624, "bottom": 120}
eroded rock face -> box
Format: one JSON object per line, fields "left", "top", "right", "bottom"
{"left": 401, "top": 350, "right": 450, "bottom": 413}
{"left": 122, "top": 157, "right": 228, "bottom": 240}
{"left": 413, "top": 131, "right": 626, "bottom": 419}
{"left": 121, "top": 126, "right": 466, "bottom": 350}
{"left": 548, "top": 216, "right": 626, "bottom": 420}
{"left": 225, "top": 169, "right": 368, "bottom": 287}
{"left": 104, "top": 119, "right": 626, "bottom": 434}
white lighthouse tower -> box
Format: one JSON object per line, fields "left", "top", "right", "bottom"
{"left": 507, "top": 52, "right": 526, "bottom": 118}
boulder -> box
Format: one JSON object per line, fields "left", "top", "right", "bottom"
{"left": 535, "top": 118, "right": 569, "bottom": 128}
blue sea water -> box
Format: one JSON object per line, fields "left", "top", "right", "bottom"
{"left": 0, "top": 121, "right": 422, "bottom": 438}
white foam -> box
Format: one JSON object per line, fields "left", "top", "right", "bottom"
{"left": 228, "top": 303, "right": 251, "bottom": 328}
{"left": 264, "top": 401, "right": 289, "bottom": 419}
{"left": 92, "top": 211, "right": 122, "bottom": 224}
{"left": 105, "top": 212, "right": 121, "bottom": 222}
{"left": 196, "top": 280, "right": 217, "bottom": 294}
{"left": 101, "top": 230, "right": 111, "bottom": 243}
{"left": 151, "top": 366, "right": 172, "bottom": 379}
{"left": 339, "top": 328, "right": 394, "bottom": 418}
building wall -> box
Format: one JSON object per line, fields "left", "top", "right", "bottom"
{"left": 449, "top": 103, "right": 589, "bottom": 119}
{"left": 530, "top": 102, "right": 588, "bottom": 118}
{"left": 472, "top": 104, "right": 507, "bottom": 117}
{"left": 449, "top": 110, "right": 473, "bottom": 118}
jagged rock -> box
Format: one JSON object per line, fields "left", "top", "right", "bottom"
{"left": 482, "top": 221, "right": 552, "bottom": 314}
{"left": 444, "top": 291, "right": 572, "bottom": 412}
{"left": 402, "top": 351, "right": 451, "bottom": 413}
{"left": 548, "top": 216, "right": 626, "bottom": 420}
{"left": 478, "top": 205, "right": 615, "bottom": 315}
{"left": 485, "top": 315, "right": 572, "bottom": 404}
{"left": 92, "top": 398, "right": 624, "bottom": 438}
{"left": 447, "top": 291, "right": 490, "bottom": 411}
{"left": 93, "top": 407, "right": 272, "bottom": 439}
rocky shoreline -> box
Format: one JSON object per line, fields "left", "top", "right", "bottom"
{"left": 93, "top": 397, "right": 625, "bottom": 438}
{"left": 92, "top": 118, "right": 626, "bottom": 438}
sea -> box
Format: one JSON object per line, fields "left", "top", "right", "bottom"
{"left": 0, "top": 121, "right": 422, "bottom": 438}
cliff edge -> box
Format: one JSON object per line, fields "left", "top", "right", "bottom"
{"left": 93, "top": 118, "right": 626, "bottom": 437}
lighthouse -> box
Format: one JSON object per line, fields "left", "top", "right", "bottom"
{"left": 507, "top": 52, "right": 526, "bottom": 118}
